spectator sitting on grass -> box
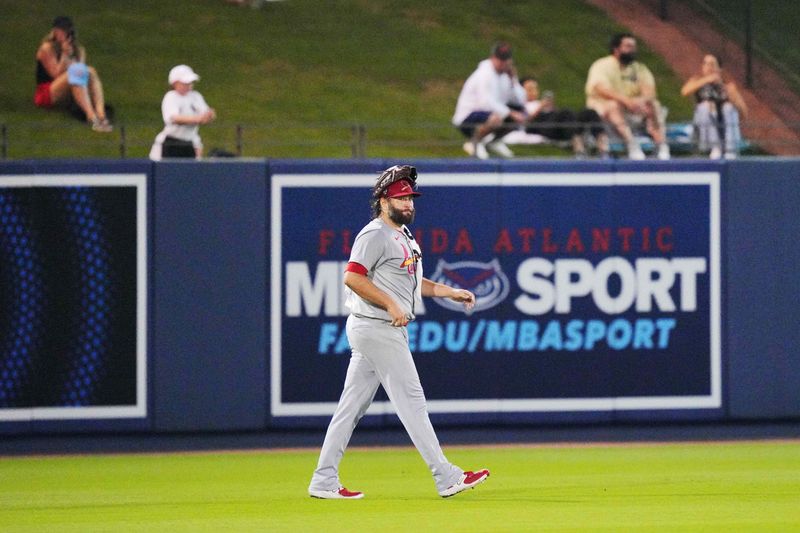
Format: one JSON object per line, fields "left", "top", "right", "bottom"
{"left": 520, "top": 76, "right": 609, "bottom": 158}
{"left": 34, "top": 16, "right": 112, "bottom": 132}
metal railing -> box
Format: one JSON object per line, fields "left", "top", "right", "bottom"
{"left": 2, "top": 120, "right": 799, "bottom": 160}
{"left": 0, "top": 121, "right": 378, "bottom": 160}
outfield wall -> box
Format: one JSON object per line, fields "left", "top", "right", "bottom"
{"left": 1, "top": 158, "right": 798, "bottom": 435}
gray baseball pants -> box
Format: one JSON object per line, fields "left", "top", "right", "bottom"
{"left": 309, "top": 314, "right": 463, "bottom": 494}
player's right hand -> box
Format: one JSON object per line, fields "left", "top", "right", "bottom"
{"left": 387, "top": 304, "right": 409, "bottom": 327}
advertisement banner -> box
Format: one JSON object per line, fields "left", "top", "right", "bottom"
{"left": 0, "top": 175, "right": 147, "bottom": 420}
{"left": 272, "top": 172, "right": 720, "bottom": 416}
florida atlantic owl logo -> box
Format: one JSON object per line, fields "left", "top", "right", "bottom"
{"left": 429, "top": 259, "right": 509, "bottom": 314}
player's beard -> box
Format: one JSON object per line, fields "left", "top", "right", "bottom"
{"left": 388, "top": 204, "right": 415, "bottom": 226}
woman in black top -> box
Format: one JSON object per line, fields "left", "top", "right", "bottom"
{"left": 34, "top": 16, "right": 112, "bottom": 132}
{"left": 681, "top": 54, "right": 748, "bottom": 159}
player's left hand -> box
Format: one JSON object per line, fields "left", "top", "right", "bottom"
{"left": 449, "top": 289, "right": 476, "bottom": 311}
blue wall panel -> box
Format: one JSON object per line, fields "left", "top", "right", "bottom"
{"left": 1, "top": 158, "right": 800, "bottom": 436}
{"left": 0, "top": 159, "right": 152, "bottom": 175}
{"left": 152, "top": 161, "right": 268, "bottom": 431}
{"left": 0, "top": 162, "right": 152, "bottom": 434}
{"left": 725, "top": 160, "right": 800, "bottom": 418}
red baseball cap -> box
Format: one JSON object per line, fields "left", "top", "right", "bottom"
{"left": 384, "top": 179, "right": 421, "bottom": 198}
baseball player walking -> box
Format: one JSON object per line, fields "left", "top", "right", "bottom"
{"left": 308, "top": 164, "right": 490, "bottom": 499}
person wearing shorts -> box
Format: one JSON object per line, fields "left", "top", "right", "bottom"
{"left": 452, "top": 42, "right": 527, "bottom": 159}
{"left": 585, "top": 33, "right": 669, "bottom": 160}
{"left": 34, "top": 16, "right": 112, "bottom": 132}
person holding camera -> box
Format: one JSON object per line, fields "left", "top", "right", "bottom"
{"left": 34, "top": 16, "right": 112, "bottom": 132}
{"left": 520, "top": 77, "right": 608, "bottom": 158}
{"left": 681, "top": 54, "right": 748, "bottom": 159}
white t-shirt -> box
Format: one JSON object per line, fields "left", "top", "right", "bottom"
{"left": 585, "top": 55, "right": 656, "bottom": 111}
{"left": 452, "top": 59, "right": 515, "bottom": 125}
{"left": 149, "top": 89, "right": 210, "bottom": 160}
{"left": 345, "top": 218, "right": 423, "bottom": 321}
{"left": 501, "top": 75, "right": 526, "bottom": 110}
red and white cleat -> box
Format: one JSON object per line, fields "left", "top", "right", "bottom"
{"left": 438, "top": 469, "right": 490, "bottom": 498}
{"left": 309, "top": 487, "right": 364, "bottom": 499}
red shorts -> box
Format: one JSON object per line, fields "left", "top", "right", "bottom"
{"left": 34, "top": 82, "right": 53, "bottom": 108}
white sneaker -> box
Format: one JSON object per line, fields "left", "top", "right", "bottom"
{"left": 709, "top": 146, "right": 722, "bottom": 159}
{"left": 462, "top": 140, "right": 489, "bottom": 159}
{"left": 627, "top": 142, "right": 646, "bottom": 160}
{"left": 724, "top": 151, "right": 738, "bottom": 160}
{"left": 486, "top": 139, "right": 514, "bottom": 158}
{"left": 309, "top": 487, "right": 364, "bottom": 499}
{"left": 657, "top": 143, "right": 671, "bottom": 160}
{"left": 474, "top": 141, "right": 490, "bottom": 160}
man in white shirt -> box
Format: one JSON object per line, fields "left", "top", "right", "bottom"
{"left": 452, "top": 42, "right": 527, "bottom": 159}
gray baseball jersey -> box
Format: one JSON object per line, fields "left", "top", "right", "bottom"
{"left": 309, "top": 217, "right": 463, "bottom": 495}
{"left": 345, "top": 218, "right": 423, "bottom": 320}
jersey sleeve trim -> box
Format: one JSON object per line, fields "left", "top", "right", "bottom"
{"left": 345, "top": 262, "right": 368, "bottom": 276}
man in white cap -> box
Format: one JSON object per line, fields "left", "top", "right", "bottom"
{"left": 149, "top": 64, "right": 216, "bottom": 160}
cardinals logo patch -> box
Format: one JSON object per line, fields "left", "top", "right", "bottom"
{"left": 398, "top": 244, "right": 421, "bottom": 273}
{"left": 429, "top": 259, "right": 509, "bottom": 314}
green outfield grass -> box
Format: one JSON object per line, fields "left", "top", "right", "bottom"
{"left": 1, "top": 440, "right": 798, "bottom": 532}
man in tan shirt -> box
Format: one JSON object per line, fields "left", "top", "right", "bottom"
{"left": 585, "top": 33, "right": 670, "bottom": 160}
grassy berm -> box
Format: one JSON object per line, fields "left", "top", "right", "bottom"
{"left": 0, "top": 0, "right": 694, "bottom": 159}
